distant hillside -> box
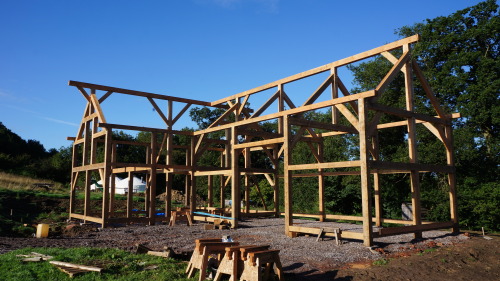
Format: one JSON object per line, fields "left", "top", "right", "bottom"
{"left": 0, "top": 122, "right": 71, "bottom": 184}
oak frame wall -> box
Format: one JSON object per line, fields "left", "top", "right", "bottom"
{"left": 68, "top": 34, "right": 459, "bottom": 246}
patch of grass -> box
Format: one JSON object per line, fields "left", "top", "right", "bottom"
{"left": 0, "top": 247, "right": 196, "bottom": 281}
{"left": 0, "top": 171, "right": 66, "bottom": 192}
{"left": 372, "top": 258, "right": 391, "bottom": 266}
{"left": 0, "top": 188, "right": 69, "bottom": 237}
{"left": 423, "top": 248, "right": 437, "bottom": 253}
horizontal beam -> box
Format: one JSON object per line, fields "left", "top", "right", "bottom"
{"left": 288, "top": 225, "right": 364, "bottom": 240}
{"left": 69, "top": 80, "right": 213, "bottom": 107}
{"left": 211, "top": 35, "right": 419, "bottom": 105}
{"left": 193, "top": 170, "right": 232, "bottom": 176}
{"left": 378, "top": 221, "right": 455, "bottom": 236}
{"left": 376, "top": 112, "right": 460, "bottom": 130}
{"left": 234, "top": 137, "right": 285, "bottom": 149}
{"left": 240, "top": 168, "right": 275, "bottom": 174}
{"left": 99, "top": 123, "right": 194, "bottom": 135}
{"left": 289, "top": 117, "right": 357, "bottom": 133}
{"left": 195, "top": 90, "right": 376, "bottom": 135}
{"left": 368, "top": 103, "right": 447, "bottom": 125}
{"left": 72, "top": 163, "right": 105, "bottom": 172}
{"left": 288, "top": 161, "right": 361, "bottom": 171}
{"left": 370, "top": 161, "right": 455, "bottom": 173}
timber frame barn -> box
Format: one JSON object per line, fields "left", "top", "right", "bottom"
{"left": 68, "top": 35, "right": 459, "bottom": 246}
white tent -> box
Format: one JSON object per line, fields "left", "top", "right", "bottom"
{"left": 90, "top": 176, "right": 122, "bottom": 191}
{"left": 114, "top": 176, "right": 146, "bottom": 194}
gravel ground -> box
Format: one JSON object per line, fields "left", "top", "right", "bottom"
{"left": 0, "top": 218, "right": 469, "bottom": 277}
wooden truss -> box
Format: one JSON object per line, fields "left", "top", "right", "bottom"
{"left": 68, "top": 34, "right": 459, "bottom": 246}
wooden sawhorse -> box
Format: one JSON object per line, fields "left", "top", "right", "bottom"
{"left": 316, "top": 227, "right": 342, "bottom": 245}
{"left": 239, "top": 249, "right": 284, "bottom": 281}
{"left": 169, "top": 209, "right": 193, "bottom": 226}
{"left": 214, "top": 245, "right": 270, "bottom": 281}
{"left": 186, "top": 239, "right": 239, "bottom": 281}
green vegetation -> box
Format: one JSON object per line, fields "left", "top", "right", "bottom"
{"left": 348, "top": 0, "right": 499, "bottom": 231}
{"left": 0, "top": 188, "right": 69, "bottom": 237}
{"left": 0, "top": 247, "right": 195, "bottom": 281}
{"left": 373, "top": 258, "right": 391, "bottom": 266}
{"left": 0, "top": 1, "right": 498, "bottom": 233}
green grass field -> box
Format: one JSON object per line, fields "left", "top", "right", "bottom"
{"left": 0, "top": 247, "right": 197, "bottom": 281}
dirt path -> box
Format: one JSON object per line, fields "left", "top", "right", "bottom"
{"left": 332, "top": 233, "right": 499, "bottom": 281}
{"left": 0, "top": 218, "right": 498, "bottom": 280}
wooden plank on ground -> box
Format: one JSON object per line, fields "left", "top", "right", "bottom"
{"left": 49, "top": 261, "right": 103, "bottom": 273}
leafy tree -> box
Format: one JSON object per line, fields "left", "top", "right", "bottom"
{"left": 348, "top": 0, "right": 499, "bottom": 230}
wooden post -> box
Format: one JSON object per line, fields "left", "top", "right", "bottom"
{"left": 278, "top": 84, "right": 284, "bottom": 134}
{"left": 318, "top": 141, "right": 325, "bottom": 222}
{"left": 166, "top": 173, "right": 172, "bottom": 220}
{"left": 165, "top": 132, "right": 173, "bottom": 221}
{"left": 149, "top": 132, "right": 157, "bottom": 225}
{"left": 127, "top": 172, "right": 133, "bottom": 220}
{"left": 372, "top": 134, "right": 382, "bottom": 227}
{"left": 83, "top": 113, "right": 91, "bottom": 166}
{"left": 403, "top": 44, "right": 422, "bottom": 239}
{"left": 185, "top": 175, "right": 191, "bottom": 207}
{"left": 220, "top": 152, "right": 225, "bottom": 208}
{"left": 273, "top": 145, "right": 280, "bottom": 218}
{"left": 185, "top": 146, "right": 191, "bottom": 206}
{"left": 445, "top": 125, "right": 459, "bottom": 233}
{"left": 220, "top": 175, "right": 226, "bottom": 209}
{"left": 331, "top": 67, "right": 339, "bottom": 124}
{"left": 208, "top": 175, "right": 213, "bottom": 207}
{"left": 102, "top": 129, "right": 112, "bottom": 228}
{"left": 190, "top": 173, "right": 196, "bottom": 212}
{"left": 225, "top": 129, "right": 231, "bottom": 168}
{"left": 284, "top": 116, "right": 294, "bottom": 237}
{"left": 231, "top": 126, "right": 240, "bottom": 227}
{"left": 358, "top": 98, "right": 373, "bottom": 246}
{"left": 84, "top": 170, "right": 91, "bottom": 221}
{"left": 109, "top": 174, "right": 116, "bottom": 215}
{"left": 244, "top": 147, "right": 250, "bottom": 213}
{"left": 69, "top": 143, "right": 78, "bottom": 217}
{"left": 190, "top": 137, "right": 196, "bottom": 212}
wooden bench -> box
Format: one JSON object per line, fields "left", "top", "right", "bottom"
{"left": 186, "top": 239, "right": 239, "bottom": 281}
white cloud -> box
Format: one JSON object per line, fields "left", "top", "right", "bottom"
{"left": 3, "top": 104, "right": 78, "bottom": 127}
{"left": 42, "top": 117, "right": 79, "bottom": 127}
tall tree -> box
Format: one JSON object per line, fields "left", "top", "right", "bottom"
{"left": 349, "top": 0, "right": 499, "bottom": 230}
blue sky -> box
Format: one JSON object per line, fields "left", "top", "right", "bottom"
{"left": 0, "top": 0, "right": 484, "bottom": 150}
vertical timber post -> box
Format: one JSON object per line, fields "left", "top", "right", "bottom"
{"left": 102, "top": 129, "right": 112, "bottom": 228}
{"left": 127, "top": 171, "right": 133, "bottom": 220}
{"left": 403, "top": 44, "right": 422, "bottom": 239}
{"left": 273, "top": 145, "right": 279, "bottom": 218}
{"left": 84, "top": 170, "right": 91, "bottom": 221}
{"left": 284, "top": 115, "right": 294, "bottom": 237}
{"left": 318, "top": 141, "right": 325, "bottom": 222}
{"left": 446, "top": 125, "right": 459, "bottom": 233}
{"left": 165, "top": 132, "right": 173, "bottom": 222}
{"left": 208, "top": 175, "right": 213, "bottom": 207}
{"left": 149, "top": 132, "right": 158, "bottom": 225}
{"left": 190, "top": 137, "right": 196, "bottom": 212}
{"left": 372, "top": 134, "right": 382, "bottom": 227}
{"left": 244, "top": 147, "right": 250, "bottom": 214}
{"left": 358, "top": 98, "right": 373, "bottom": 246}
{"left": 231, "top": 126, "right": 240, "bottom": 228}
